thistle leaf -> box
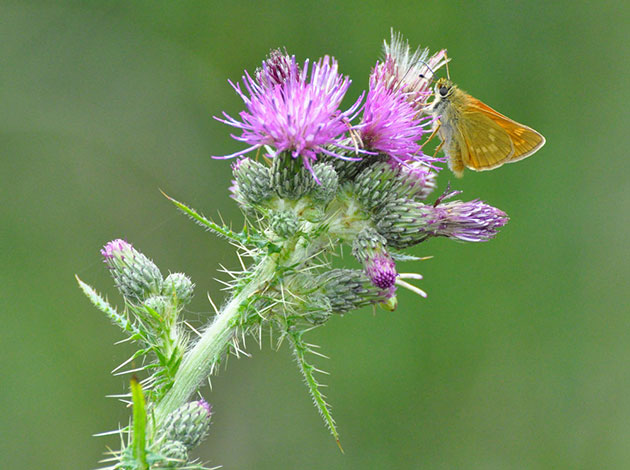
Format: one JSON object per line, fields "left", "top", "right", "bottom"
{"left": 287, "top": 329, "right": 342, "bottom": 450}
{"left": 76, "top": 275, "right": 140, "bottom": 336}
{"left": 130, "top": 377, "right": 148, "bottom": 469}
{"left": 162, "top": 191, "right": 243, "bottom": 243}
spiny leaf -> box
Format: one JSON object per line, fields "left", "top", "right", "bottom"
{"left": 76, "top": 276, "right": 140, "bottom": 336}
{"left": 287, "top": 329, "right": 342, "bottom": 450}
{"left": 162, "top": 191, "right": 245, "bottom": 243}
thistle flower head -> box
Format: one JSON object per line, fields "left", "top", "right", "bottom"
{"left": 364, "top": 255, "right": 397, "bottom": 289}
{"left": 430, "top": 191, "right": 509, "bottom": 242}
{"left": 215, "top": 54, "right": 363, "bottom": 175}
{"left": 101, "top": 239, "right": 163, "bottom": 303}
{"left": 358, "top": 56, "right": 437, "bottom": 166}
{"left": 375, "top": 193, "right": 509, "bottom": 248}
{"left": 382, "top": 29, "right": 448, "bottom": 109}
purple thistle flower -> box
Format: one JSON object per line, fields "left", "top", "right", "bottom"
{"left": 359, "top": 57, "right": 438, "bottom": 166}
{"left": 433, "top": 201, "right": 508, "bottom": 242}
{"left": 375, "top": 192, "right": 509, "bottom": 248}
{"left": 214, "top": 54, "right": 363, "bottom": 173}
{"left": 428, "top": 191, "right": 509, "bottom": 242}
{"left": 365, "top": 253, "right": 398, "bottom": 289}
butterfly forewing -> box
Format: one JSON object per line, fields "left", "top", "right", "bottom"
{"left": 466, "top": 96, "right": 545, "bottom": 164}
{"left": 459, "top": 105, "right": 515, "bottom": 170}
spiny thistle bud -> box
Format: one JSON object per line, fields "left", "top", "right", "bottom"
{"left": 271, "top": 153, "right": 316, "bottom": 199}
{"left": 157, "top": 440, "right": 188, "bottom": 467}
{"left": 318, "top": 269, "right": 394, "bottom": 313}
{"left": 161, "top": 399, "right": 213, "bottom": 451}
{"left": 310, "top": 162, "right": 338, "bottom": 205}
{"left": 101, "top": 239, "right": 163, "bottom": 303}
{"left": 353, "top": 162, "right": 407, "bottom": 211}
{"left": 301, "top": 293, "right": 333, "bottom": 325}
{"left": 354, "top": 162, "right": 437, "bottom": 212}
{"left": 162, "top": 273, "right": 194, "bottom": 306}
{"left": 143, "top": 295, "right": 170, "bottom": 320}
{"left": 270, "top": 210, "right": 300, "bottom": 238}
{"left": 352, "top": 227, "right": 397, "bottom": 289}
{"left": 232, "top": 158, "right": 272, "bottom": 205}
{"left": 375, "top": 195, "right": 509, "bottom": 249}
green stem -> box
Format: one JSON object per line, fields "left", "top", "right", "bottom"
{"left": 153, "top": 256, "right": 277, "bottom": 424}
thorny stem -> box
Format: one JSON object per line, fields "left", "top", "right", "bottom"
{"left": 152, "top": 197, "right": 350, "bottom": 425}
{"left": 152, "top": 226, "right": 321, "bottom": 425}
{"left": 154, "top": 255, "right": 277, "bottom": 424}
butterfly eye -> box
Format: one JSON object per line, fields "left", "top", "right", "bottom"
{"left": 439, "top": 86, "right": 449, "bottom": 97}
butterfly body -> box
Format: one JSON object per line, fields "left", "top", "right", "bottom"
{"left": 429, "top": 78, "right": 545, "bottom": 177}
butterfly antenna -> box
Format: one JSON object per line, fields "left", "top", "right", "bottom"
{"left": 416, "top": 59, "right": 436, "bottom": 81}
{"left": 444, "top": 52, "right": 451, "bottom": 80}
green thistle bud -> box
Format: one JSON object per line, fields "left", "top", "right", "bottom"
{"left": 353, "top": 162, "right": 438, "bottom": 212}
{"left": 302, "top": 293, "right": 332, "bottom": 325}
{"left": 232, "top": 158, "right": 272, "bottom": 204}
{"left": 162, "top": 273, "right": 194, "bottom": 306}
{"left": 143, "top": 295, "right": 170, "bottom": 320}
{"left": 270, "top": 210, "right": 300, "bottom": 238}
{"left": 161, "top": 400, "right": 213, "bottom": 450}
{"left": 374, "top": 198, "right": 431, "bottom": 249}
{"left": 318, "top": 269, "right": 394, "bottom": 313}
{"left": 311, "top": 163, "right": 338, "bottom": 205}
{"left": 157, "top": 440, "right": 188, "bottom": 467}
{"left": 271, "top": 152, "right": 315, "bottom": 199}
{"left": 353, "top": 162, "right": 405, "bottom": 211}
{"left": 101, "top": 239, "right": 163, "bottom": 303}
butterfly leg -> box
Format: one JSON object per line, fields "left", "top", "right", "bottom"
{"left": 421, "top": 122, "right": 441, "bottom": 149}
{"left": 432, "top": 140, "right": 444, "bottom": 159}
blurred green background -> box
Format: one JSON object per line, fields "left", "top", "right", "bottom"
{"left": 2, "top": 1, "right": 629, "bottom": 468}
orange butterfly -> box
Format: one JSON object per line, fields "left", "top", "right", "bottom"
{"left": 428, "top": 77, "right": 545, "bottom": 177}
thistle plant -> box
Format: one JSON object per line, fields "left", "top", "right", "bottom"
{"left": 78, "top": 31, "right": 509, "bottom": 469}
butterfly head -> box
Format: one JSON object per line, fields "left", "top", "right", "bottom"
{"left": 434, "top": 78, "right": 455, "bottom": 99}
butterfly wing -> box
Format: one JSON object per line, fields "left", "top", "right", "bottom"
{"left": 459, "top": 96, "right": 545, "bottom": 171}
